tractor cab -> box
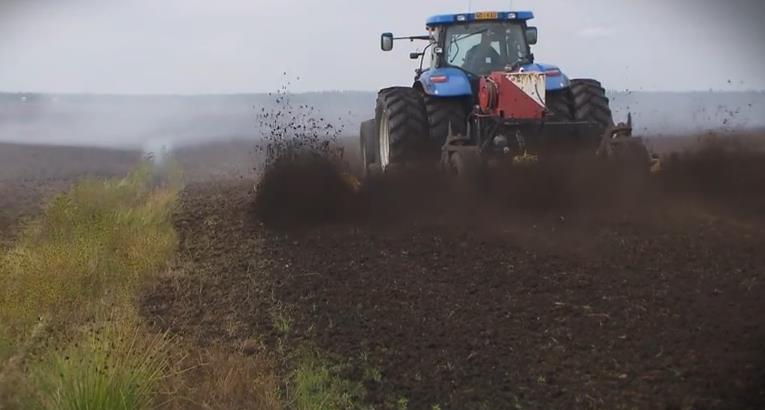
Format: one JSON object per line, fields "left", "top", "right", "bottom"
{"left": 381, "top": 11, "right": 567, "bottom": 96}
{"left": 425, "top": 12, "right": 537, "bottom": 77}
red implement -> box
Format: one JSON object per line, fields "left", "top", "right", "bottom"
{"left": 478, "top": 71, "right": 546, "bottom": 120}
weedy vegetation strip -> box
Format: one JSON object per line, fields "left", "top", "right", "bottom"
{"left": 0, "top": 162, "right": 181, "bottom": 409}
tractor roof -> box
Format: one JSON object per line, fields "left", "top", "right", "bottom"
{"left": 426, "top": 11, "right": 534, "bottom": 27}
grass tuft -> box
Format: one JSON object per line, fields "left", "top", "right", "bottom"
{"left": 290, "top": 350, "right": 367, "bottom": 410}
{"left": 30, "top": 321, "right": 172, "bottom": 410}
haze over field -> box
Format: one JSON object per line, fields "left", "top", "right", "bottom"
{"left": 1, "top": 91, "right": 764, "bottom": 148}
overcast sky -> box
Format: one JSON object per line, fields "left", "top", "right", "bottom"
{"left": 1, "top": 0, "right": 764, "bottom": 94}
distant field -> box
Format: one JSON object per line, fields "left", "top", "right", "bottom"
{"left": 1, "top": 91, "right": 763, "bottom": 149}
{"left": 0, "top": 140, "right": 254, "bottom": 247}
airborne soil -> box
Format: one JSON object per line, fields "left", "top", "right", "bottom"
{"left": 142, "top": 135, "right": 765, "bottom": 409}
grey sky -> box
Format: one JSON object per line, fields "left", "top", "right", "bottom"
{"left": 1, "top": 0, "right": 763, "bottom": 94}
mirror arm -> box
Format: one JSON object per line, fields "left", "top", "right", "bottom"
{"left": 394, "top": 35, "right": 431, "bottom": 42}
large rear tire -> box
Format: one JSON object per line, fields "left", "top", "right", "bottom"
{"left": 570, "top": 79, "right": 613, "bottom": 130}
{"left": 373, "top": 87, "right": 430, "bottom": 171}
{"left": 423, "top": 96, "right": 469, "bottom": 146}
{"left": 545, "top": 90, "right": 574, "bottom": 121}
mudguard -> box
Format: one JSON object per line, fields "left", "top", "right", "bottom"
{"left": 521, "top": 63, "right": 571, "bottom": 91}
{"left": 417, "top": 68, "right": 472, "bottom": 97}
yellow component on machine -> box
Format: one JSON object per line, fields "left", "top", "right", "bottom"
{"left": 650, "top": 156, "right": 663, "bottom": 174}
{"left": 342, "top": 172, "right": 362, "bottom": 192}
{"left": 512, "top": 151, "right": 539, "bottom": 167}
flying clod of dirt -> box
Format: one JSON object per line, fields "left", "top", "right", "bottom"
{"left": 252, "top": 80, "right": 357, "bottom": 226}
{"left": 254, "top": 152, "right": 357, "bottom": 226}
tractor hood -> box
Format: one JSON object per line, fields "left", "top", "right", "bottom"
{"left": 418, "top": 64, "right": 570, "bottom": 97}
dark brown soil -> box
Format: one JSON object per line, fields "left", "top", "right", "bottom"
{"left": 142, "top": 135, "right": 765, "bottom": 409}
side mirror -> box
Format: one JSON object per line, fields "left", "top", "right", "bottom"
{"left": 381, "top": 33, "right": 394, "bottom": 51}
{"left": 526, "top": 27, "right": 538, "bottom": 45}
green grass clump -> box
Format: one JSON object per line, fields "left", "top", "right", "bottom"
{"left": 30, "top": 322, "right": 172, "bottom": 410}
{"left": 290, "top": 351, "right": 367, "bottom": 410}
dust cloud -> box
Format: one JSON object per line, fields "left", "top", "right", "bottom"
{"left": 1, "top": 91, "right": 764, "bottom": 150}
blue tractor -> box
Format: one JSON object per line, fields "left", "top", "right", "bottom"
{"left": 360, "top": 11, "right": 650, "bottom": 177}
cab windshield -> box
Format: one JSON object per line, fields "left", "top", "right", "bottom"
{"left": 443, "top": 22, "right": 529, "bottom": 75}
